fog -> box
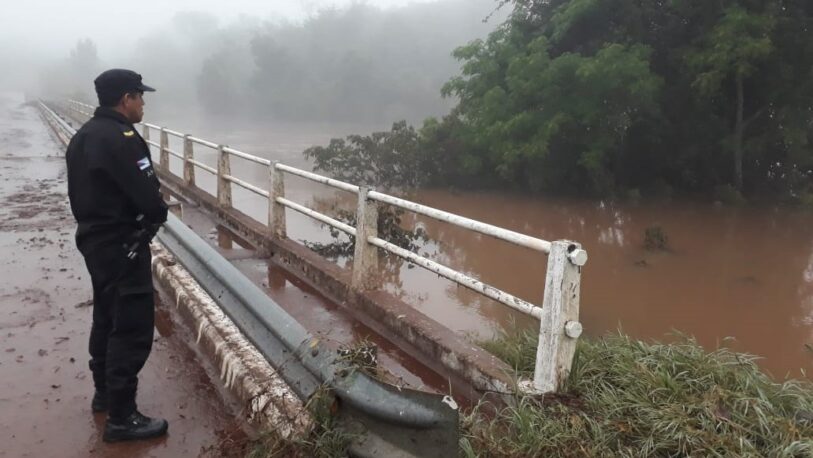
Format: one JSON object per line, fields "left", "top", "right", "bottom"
{"left": 2, "top": 0, "right": 509, "bottom": 124}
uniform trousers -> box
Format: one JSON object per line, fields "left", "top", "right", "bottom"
{"left": 83, "top": 241, "right": 154, "bottom": 420}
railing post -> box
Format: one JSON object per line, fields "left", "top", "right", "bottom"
{"left": 268, "top": 161, "right": 286, "bottom": 238}
{"left": 530, "top": 240, "right": 586, "bottom": 393}
{"left": 159, "top": 128, "right": 169, "bottom": 171}
{"left": 217, "top": 145, "right": 232, "bottom": 208}
{"left": 352, "top": 187, "right": 379, "bottom": 290}
{"left": 183, "top": 135, "right": 195, "bottom": 187}
{"left": 142, "top": 124, "right": 150, "bottom": 147}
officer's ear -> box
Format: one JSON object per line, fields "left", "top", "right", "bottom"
{"left": 116, "top": 93, "right": 131, "bottom": 110}
{"left": 122, "top": 92, "right": 142, "bottom": 106}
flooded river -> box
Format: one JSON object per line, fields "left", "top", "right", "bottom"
{"left": 147, "top": 112, "right": 813, "bottom": 380}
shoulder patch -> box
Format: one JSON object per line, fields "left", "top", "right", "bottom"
{"left": 137, "top": 157, "right": 151, "bottom": 170}
{"left": 123, "top": 130, "right": 135, "bottom": 137}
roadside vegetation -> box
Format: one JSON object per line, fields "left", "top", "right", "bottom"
{"left": 469, "top": 328, "right": 813, "bottom": 457}
{"left": 236, "top": 328, "right": 813, "bottom": 457}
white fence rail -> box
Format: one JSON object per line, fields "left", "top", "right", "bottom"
{"left": 58, "top": 99, "right": 588, "bottom": 394}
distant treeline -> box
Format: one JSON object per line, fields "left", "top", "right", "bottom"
{"left": 198, "top": 1, "right": 503, "bottom": 122}
{"left": 44, "top": 1, "right": 503, "bottom": 125}
{"left": 308, "top": 0, "right": 813, "bottom": 201}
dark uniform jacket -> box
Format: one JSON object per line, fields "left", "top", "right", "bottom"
{"left": 66, "top": 107, "right": 168, "bottom": 255}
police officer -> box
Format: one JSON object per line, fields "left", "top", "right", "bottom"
{"left": 66, "top": 69, "right": 169, "bottom": 442}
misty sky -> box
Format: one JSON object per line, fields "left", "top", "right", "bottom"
{"left": 3, "top": 0, "right": 440, "bottom": 57}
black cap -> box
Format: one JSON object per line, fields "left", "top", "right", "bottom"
{"left": 94, "top": 69, "right": 156, "bottom": 101}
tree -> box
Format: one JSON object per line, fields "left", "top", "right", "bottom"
{"left": 304, "top": 121, "right": 428, "bottom": 190}
{"left": 687, "top": 6, "right": 774, "bottom": 191}
{"left": 68, "top": 39, "right": 99, "bottom": 74}
{"left": 441, "top": 15, "right": 662, "bottom": 193}
{"left": 40, "top": 38, "right": 101, "bottom": 101}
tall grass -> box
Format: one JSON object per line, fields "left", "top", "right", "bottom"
{"left": 466, "top": 329, "right": 813, "bottom": 457}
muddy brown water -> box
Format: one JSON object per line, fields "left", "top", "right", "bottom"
{"left": 0, "top": 94, "right": 244, "bottom": 457}
{"left": 138, "top": 112, "right": 813, "bottom": 381}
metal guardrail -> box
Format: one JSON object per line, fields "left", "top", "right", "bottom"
{"left": 38, "top": 102, "right": 75, "bottom": 146}
{"left": 40, "top": 100, "right": 460, "bottom": 457}
{"left": 60, "top": 98, "right": 587, "bottom": 394}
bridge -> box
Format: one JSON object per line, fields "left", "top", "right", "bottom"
{"left": 35, "top": 98, "right": 588, "bottom": 456}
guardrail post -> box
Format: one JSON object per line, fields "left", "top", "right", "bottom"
{"left": 530, "top": 240, "right": 586, "bottom": 393}
{"left": 352, "top": 187, "right": 379, "bottom": 290}
{"left": 159, "top": 128, "right": 169, "bottom": 171}
{"left": 268, "top": 162, "right": 286, "bottom": 238}
{"left": 183, "top": 135, "right": 195, "bottom": 187}
{"left": 142, "top": 124, "right": 150, "bottom": 146}
{"left": 217, "top": 145, "right": 232, "bottom": 208}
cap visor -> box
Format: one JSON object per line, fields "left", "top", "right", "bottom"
{"left": 138, "top": 83, "right": 156, "bottom": 92}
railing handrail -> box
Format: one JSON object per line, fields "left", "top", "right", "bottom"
{"left": 60, "top": 98, "right": 586, "bottom": 394}
{"left": 188, "top": 135, "right": 219, "bottom": 149}
{"left": 62, "top": 100, "right": 556, "bottom": 255}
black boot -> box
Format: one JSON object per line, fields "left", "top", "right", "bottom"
{"left": 91, "top": 391, "right": 107, "bottom": 413}
{"left": 103, "top": 411, "right": 168, "bottom": 442}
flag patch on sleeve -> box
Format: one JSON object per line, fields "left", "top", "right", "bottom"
{"left": 137, "top": 157, "right": 151, "bottom": 170}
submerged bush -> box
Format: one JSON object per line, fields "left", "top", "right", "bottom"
{"left": 643, "top": 226, "right": 669, "bottom": 251}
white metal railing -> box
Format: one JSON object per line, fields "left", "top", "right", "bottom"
{"left": 60, "top": 99, "right": 588, "bottom": 394}
{"left": 39, "top": 102, "right": 76, "bottom": 146}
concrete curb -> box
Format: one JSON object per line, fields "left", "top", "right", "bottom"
{"left": 151, "top": 243, "right": 312, "bottom": 437}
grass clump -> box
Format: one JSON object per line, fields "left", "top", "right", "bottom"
{"left": 245, "top": 385, "right": 354, "bottom": 458}
{"left": 467, "top": 328, "right": 813, "bottom": 457}
{"left": 246, "top": 339, "right": 383, "bottom": 457}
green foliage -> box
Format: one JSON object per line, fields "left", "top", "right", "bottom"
{"left": 442, "top": 25, "right": 662, "bottom": 194}
{"left": 468, "top": 329, "right": 813, "bottom": 457}
{"left": 302, "top": 195, "right": 427, "bottom": 296}
{"left": 302, "top": 199, "right": 427, "bottom": 261}
{"left": 686, "top": 7, "right": 774, "bottom": 96}
{"left": 304, "top": 121, "right": 428, "bottom": 190}
{"left": 417, "top": 0, "right": 813, "bottom": 199}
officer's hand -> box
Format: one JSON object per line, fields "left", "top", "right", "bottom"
{"left": 148, "top": 223, "right": 163, "bottom": 237}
